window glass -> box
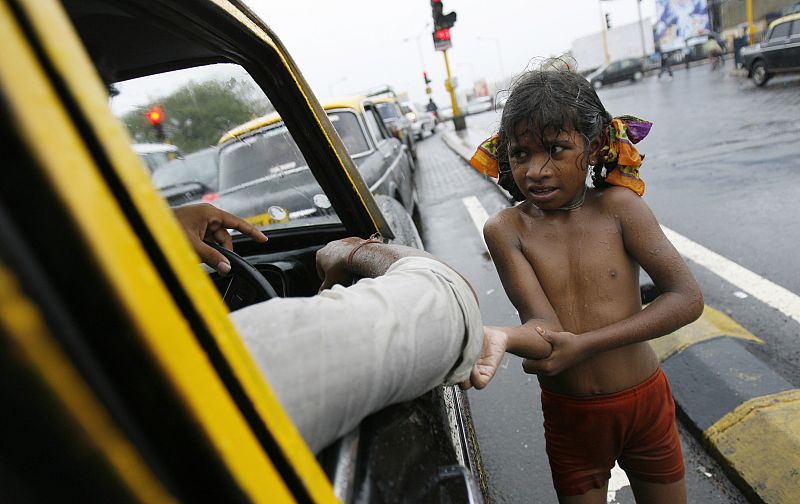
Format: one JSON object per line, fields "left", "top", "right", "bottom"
{"left": 375, "top": 102, "right": 399, "bottom": 120}
{"left": 328, "top": 111, "right": 371, "bottom": 156}
{"left": 791, "top": 20, "right": 800, "bottom": 37}
{"left": 111, "top": 63, "right": 341, "bottom": 230}
{"left": 770, "top": 22, "right": 791, "bottom": 40}
{"left": 362, "top": 108, "right": 384, "bottom": 145}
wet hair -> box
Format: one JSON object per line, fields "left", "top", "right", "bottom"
{"left": 496, "top": 58, "right": 612, "bottom": 201}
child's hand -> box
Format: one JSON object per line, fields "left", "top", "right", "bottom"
{"left": 521, "top": 327, "right": 588, "bottom": 376}
{"left": 460, "top": 326, "right": 509, "bottom": 390}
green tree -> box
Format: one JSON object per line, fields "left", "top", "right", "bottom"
{"left": 122, "top": 78, "right": 274, "bottom": 153}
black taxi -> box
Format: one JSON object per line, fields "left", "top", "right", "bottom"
{"left": 0, "top": 0, "right": 483, "bottom": 501}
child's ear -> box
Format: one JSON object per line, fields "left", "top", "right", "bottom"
{"left": 588, "top": 137, "right": 604, "bottom": 166}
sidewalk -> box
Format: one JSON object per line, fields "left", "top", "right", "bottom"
{"left": 441, "top": 124, "right": 800, "bottom": 504}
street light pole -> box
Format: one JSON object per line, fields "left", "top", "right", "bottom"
{"left": 635, "top": 0, "right": 647, "bottom": 58}
{"left": 598, "top": 0, "right": 610, "bottom": 64}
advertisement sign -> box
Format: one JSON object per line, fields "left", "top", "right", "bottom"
{"left": 654, "top": 0, "right": 711, "bottom": 52}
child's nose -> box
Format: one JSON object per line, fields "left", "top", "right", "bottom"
{"left": 525, "top": 154, "right": 553, "bottom": 179}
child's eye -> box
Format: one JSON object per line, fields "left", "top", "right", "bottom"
{"left": 510, "top": 149, "right": 527, "bottom": 161}
{"left": 549, "top": 145, "right": 566, "bottom": 156}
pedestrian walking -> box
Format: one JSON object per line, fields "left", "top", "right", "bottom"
{"left": 658, "top": 47, "right": 674, "bottom": 79}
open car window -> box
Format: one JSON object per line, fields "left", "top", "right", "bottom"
{"left": 112, "top": 63, "right": 342, "bottom": 230}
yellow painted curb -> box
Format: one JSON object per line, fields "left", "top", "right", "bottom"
{"left": 704, "top": 389, "right": 800, "bottom": 503}
{"left": 649, "top": 305, "right": 762, "bottom": 362}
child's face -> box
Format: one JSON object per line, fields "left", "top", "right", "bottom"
{"left": 508, "top": 123, "right": 590, "bottom": 210}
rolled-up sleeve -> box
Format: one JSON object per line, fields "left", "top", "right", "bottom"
{"left": 230, "top": 256, "right": 483, "bottom": 453}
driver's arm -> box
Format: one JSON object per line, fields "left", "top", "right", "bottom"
{"left": 172, "top": 203, "right": 268, "bottom": 274}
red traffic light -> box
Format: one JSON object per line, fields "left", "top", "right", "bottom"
{"left": 433, "top": 28, "right": 451, "bottom": 42}
{"left": 145, "top": 106, "right": 164, "bottom": 126}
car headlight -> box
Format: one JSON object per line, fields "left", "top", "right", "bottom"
{"left": 313, "top": 193, "right": 331, "bottom": 209}
{"left": 267, "top": 205, "right": 289, "bottom": 223}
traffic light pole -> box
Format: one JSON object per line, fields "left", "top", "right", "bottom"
{"left": 442, "top": 49, "right": 466, "bottom": 131}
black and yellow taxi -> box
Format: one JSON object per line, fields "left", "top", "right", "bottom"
{"left": 370, "top": 95, "right": 418, "bottom": 162}
{"left": 213, "top": 96, "right": 416, "bottom": 231}
{"left": 742, "top": 12, "right": 800, "bottom": 86}
{"left": 0, "top": 0, "right": 483, "bottom": 501}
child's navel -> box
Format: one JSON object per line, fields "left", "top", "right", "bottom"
{"left": 609, "top": 269, "right": 618, "bottom": 278}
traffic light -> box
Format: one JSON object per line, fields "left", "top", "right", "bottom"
{"left": 432, "top": 28, "right": 452, "bottom": 51}
{"left": 423, "top": 71, "right": 431, "bottom": 85}
{"left": 431, "top": 0, "right": 456, "bottom": 31}
{"left": 605, "top": 13, "right": 611, "bottom": 30}
{"left": 145, "top": 105, "right": 166, "bottom": 141}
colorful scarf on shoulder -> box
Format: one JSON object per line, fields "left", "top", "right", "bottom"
{"left": 468, "top": 116, "right": 653, "bottom": 196}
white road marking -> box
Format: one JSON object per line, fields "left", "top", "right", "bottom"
{"left": 662, "top": 225, "right": 800, "bottom": 325}
{"left": 607, "top": 463, "right": 631, "bottom": 503}
{"left": 461, "top": 196, "right": 489, "bottom": 249}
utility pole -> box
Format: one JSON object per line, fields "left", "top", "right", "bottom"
{"left": 636, "top": 0, "right": 647, "bottom": 58}
{"left": 598, "top": 0, "right": 610, "bottom": 65}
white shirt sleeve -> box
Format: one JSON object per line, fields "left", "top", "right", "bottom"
{"left": 230, "top": 256, "right": 483, "bottom": 453}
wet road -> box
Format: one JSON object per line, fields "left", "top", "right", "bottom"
{"left": 413, "top": 124, "right": 748, "bottom": 502}
{"left": 464, "top": 63, "right": 800, "bottom": 388}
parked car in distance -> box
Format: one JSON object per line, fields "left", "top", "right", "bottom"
{"left": 465, "top": 96, "right": 493, "bottom": 115}
{"left": 401, "top": 101, "right": 436, "bottom": 139}
{"left": 588, "top": 57, "right": 645, "bottom": 88}
{"left": 372, "top": 95, "right": 417, "bottom": 160}
{"left": 151, "top": 146, "right": 219, "bottom": 206}
{"left": 741, "top": 13, "right": 800, "bottom": 86}
{"left": 132, "top": 142, "right": 182, "bottom": 174}
{"left": 214, "top": 96, "right": 416, "bottom": 230}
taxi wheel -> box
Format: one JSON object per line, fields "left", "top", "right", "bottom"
{"left": 751, "top": 62, "right": 770, "bottom": 87}
{"left": 407, "top": 136, "right": 417, "bottom": 161}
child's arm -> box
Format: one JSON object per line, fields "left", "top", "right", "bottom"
{"left": 483, "top": 213, "right": 560, "bottom": 360}
{"left": 524, "top": 188, "right": 704, "bottom": 376}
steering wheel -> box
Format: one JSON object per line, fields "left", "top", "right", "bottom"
{"left": 205, "top": 241, "right": 278, "bottom": 310}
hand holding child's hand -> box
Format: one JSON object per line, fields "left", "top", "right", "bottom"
{"left": 460, "top": 326, "right": 509, "bottom": 390}
{"left": 521, "top": 327, "right": 588, "bottom": 376}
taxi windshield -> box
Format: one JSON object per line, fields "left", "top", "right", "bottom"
{"left": 112, "top": 63, "right": 341, "bottom": 231}
{"left": 375, "top": 102, "right": 400, "bottom": 120}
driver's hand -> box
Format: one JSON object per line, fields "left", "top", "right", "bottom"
{"left": 173, "top": 203, "right": 267, "bottom": 274}
{"left": 315, "top": 237, "right": 362, "bottom": 291}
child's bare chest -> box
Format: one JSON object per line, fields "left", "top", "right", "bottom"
{"left": 518, "top": 212, "right": 639, "bottom": 325}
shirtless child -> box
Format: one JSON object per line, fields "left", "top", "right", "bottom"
{"left": 465, "top": 67, "right": 704, "bottom": 503}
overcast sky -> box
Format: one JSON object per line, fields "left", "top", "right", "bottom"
{"left": 245, "top": 0, "right": 658, "bottom": 105}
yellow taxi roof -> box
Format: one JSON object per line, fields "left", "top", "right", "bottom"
{"left": 770, "top": 12, "right": 800, "bottom": 29}
{"left": 218, "top": 111, "right": 282, "bottom": 145}
{"left": 219, "top": 96, "right": 369, "bottom": 144}
{"left": 368, "top": 95, "right": 398, "bottom": 105}
{"left": 320, "top": 95, "right": 368, "bottom": 112}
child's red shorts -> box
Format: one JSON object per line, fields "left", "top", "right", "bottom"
{"left": 541, "top": 367, "right": 684, "bottom": 496}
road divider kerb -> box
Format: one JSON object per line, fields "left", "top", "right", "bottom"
{"left": 650, "top": 304, "right": 762, "bottom": 362}
{"left": 704, "top": 389, "right": 800, "bottom": 504}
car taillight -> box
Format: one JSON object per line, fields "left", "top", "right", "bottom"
{"left": 202, "top": 192, "right": 219, "bottom": 202}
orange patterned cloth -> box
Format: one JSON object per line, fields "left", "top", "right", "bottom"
{"left": 468, "top": 134, "right": 500, "bottom": 178}
{"left": 600, "top": 116, "right": 653, "bottom": 196}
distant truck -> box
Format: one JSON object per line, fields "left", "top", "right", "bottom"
{"left": 571, "top": 19, "right": 656, "bottom": 72}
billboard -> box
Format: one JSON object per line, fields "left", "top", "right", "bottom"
{"left": 654, "top": 0, "right": 711, "bottom": 52}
